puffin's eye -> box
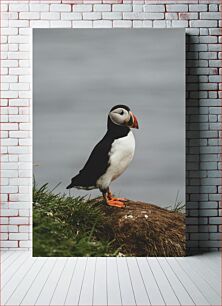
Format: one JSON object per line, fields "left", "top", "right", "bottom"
{"left": 120, "top": 110, "right": 124, "bottom": 115}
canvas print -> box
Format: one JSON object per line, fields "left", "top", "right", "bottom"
{"left": 33, "top": 29, "right": 185, "bottom": 257}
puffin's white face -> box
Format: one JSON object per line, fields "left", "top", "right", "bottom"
{"left": 109, "top": 107, "right": 130, "bottom": 126}
{"left": 109, "top": 107, "right": 139, "bottom": 129}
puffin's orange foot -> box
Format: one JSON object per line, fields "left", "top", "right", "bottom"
{"left": 106, "top": 199, "right": 126, "bottom": 208}
{"left": 111, "top": 197, "right": 128, "bottom": 202}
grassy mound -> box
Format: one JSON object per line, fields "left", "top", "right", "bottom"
{"left": 33, "top": 184, "right": 185, "bottom": 257}
{"left": 33, "top": 184, "right": 118, "bottom": 256}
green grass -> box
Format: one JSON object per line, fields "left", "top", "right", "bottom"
{"left": 33, "top": 183, "right": 119, "bottom": 257}
{"left": 166, "top": 190, "right": 185, "bottom": 213}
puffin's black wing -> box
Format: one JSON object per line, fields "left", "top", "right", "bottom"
{"left": 66, "top": 133, "right": 112, "bottom": 189}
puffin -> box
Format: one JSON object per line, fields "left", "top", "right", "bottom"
{"left": 67, "top": 105, "right": 139, "bottom": 208}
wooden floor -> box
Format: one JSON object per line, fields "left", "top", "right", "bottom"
{"left": 1, "top": 251, "right": 220, "bottom": 306}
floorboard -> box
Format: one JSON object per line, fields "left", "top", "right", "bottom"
{"left": 93, "top": 257, "right": 107, "bottom": 306}
{"left": 107, "top": 257, "right": 122, "bottom": 306}
{"left": 64, "top": 257, "right": 87, "bottom": 305}
{"left": 137, "top": 257, "right": 165, "bottom": 305}
{"left": 157, "top": 258, "right": 195, "bottom": 305}
{"left": 1, "top": 251, "right": 220, "bottom": 306}
{"left": 166, "top": 257, "right": 210, "bottom": 305}
{"left": 50, "top": 257, "right": 77, "bottom": 305}
{"left": 148, "top": 257, "right": 180, "bottom": 305}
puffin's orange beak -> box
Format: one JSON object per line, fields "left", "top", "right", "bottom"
{"left": 129, "top": 112, "right": 139, "bottom": 129}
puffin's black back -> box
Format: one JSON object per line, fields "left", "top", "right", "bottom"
{"left": 66, "top": 112, "right": 130, "bottom": 190}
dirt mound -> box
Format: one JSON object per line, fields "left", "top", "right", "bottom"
{"left": 98, "top": 199, "right": 186, "bottom": 256}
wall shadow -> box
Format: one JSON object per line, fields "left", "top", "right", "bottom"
{"left": 186, "top": 33, "right": 206, "bottom": 255}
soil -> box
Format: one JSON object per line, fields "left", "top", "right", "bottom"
{"left": 97, "top": 199, "right": 186, "bottom": 256}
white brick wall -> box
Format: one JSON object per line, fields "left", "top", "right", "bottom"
{"left": 1, "top": 0, "right": 221, "bottom": 254}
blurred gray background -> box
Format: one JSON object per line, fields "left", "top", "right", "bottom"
{"left": 33, "top": 29, "right": 185, "bottom": 208}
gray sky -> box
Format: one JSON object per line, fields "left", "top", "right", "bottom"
{"left": 33, "top": 29, "right": 185, "bottom": 207}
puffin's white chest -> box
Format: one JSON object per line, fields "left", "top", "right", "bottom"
{"left": 97, "top": 131, "right": 135, "bottom": 190}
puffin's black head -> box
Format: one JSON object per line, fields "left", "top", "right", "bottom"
{"left": 108, "top": 105, "right": 139, "bottom": 129}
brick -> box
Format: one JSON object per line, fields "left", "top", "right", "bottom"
{"left": 133, "top": 20, "right": 143, "bottom": 28}
{"left": 123, "top": 12, "right": 164, "bottom": 20}
{"left": 30, "top": 4, "right": 49, "bottom": 12}
{"left": 133, "top": 5, "right": 143, "bottom": 12}
{"left": 83, "top": 12, "right": 102, "bottom": 20}
{"left": 93, "top": 20, "right": 112, "bottom": 28}
{"left": 143, "top": 20, "right": 152, "bottom": 28}
{"left": 113, "top": 20, "right": 132, "bottom": 28}
{"left": 2, "top": 60, "right": 18, "bottom": 68}
{"left": 166, "top": 5, "right": 188, "bottom": 12}
{"left": 61, "top": 13, "right": 82, "bottom": 20}
{"left": 8, "top": 44, "right": 18, "bottom": 51}
{"left": 9, "top": 4, "right": 28, "bottom": 11}
{"left": 10, "top": 193, "right": 30, "bottom": 202}
{"left": 19, "top": 123, "right": 31, "bottom": 130}
{"left": 1, "top": 138, "right": 18, "bottom": 146}
{"left": 1, "top": 209, "right": 18, "bottom": 216}
{"left": 19, "top": 28, "right": 32, "bottom": 35}
{"left": 9, "top": 20, "right": 29, "bottom": 28}
{"left": 2, "top": 28, "right": 18, "bottom": 36}
{"left": 208, "top": 171, "right": 221, "bottom": 178}
{"left": 9, "top": 68, "right": 30, "bottom": 75}
{"left": 1, "top": 91, "right": 18, "bottom": 99}
{"left": 41, "top": 12, "right": 60, "bottom": 20}
{"left": 1, "top": 225, "right": 18, "bottom": 233}
{"left": 199, "top": 28, "right": 209, "bottom": 36}
{"left": 73, "top": 4, "right": 92, "bottom": 12}
{"left": 50, "top": 21, "right": 72, "bottom": 28}
{"left": 2, "top": 170, "right": 18, "bottom": 178}
{"left": 209, "top": 4, "right": 219, "bottom": 11}
{"left": 172, "top": 20, "right": 188, "bottom": 27}
{"left": 179, "top": 13, "right": 198, "bottom": 20}
{"left": 201, "top": 178, "right": 221, "bottom": 186}
{"left": 9, "top": 217, "right": 29, "bottom": 225}
{"left": 19, "top": 241, "right": 31, "bottom": 248}
{"left": 165, "top": 13, "right": 178, "bottom": 20}
{"left": 209, "top": 28, "right": 221, "bottom": 36}
{"left": 190, "top": 233, "right": 209, "bottom": 240}
{"left": 9, "top": 233, "right": 29, "bottom": 240}
{"left": 94, "top": 4, "right": 111, "bottom": 11}
{"left": 10, "top": 178, "right": 30, "bottom": 186}
{"left": 200, "top": 12, "right": 221, "bottom": 20}
{"left": 50, "top": 4, "right": 71, "bottom": 12}
{"left": 73, "top": 20, "right": 93, "bottom": 28}
{"left": 189, "top": 4, "right": 207, "bottom": 12}
{"left": 19, "top": 210, "right": 29, "bottom": 217}
{"left": 153, "top": 20, "right": 171, "bottom": 28}
{"left": 30, "top": 20, "right": 50, "bottom": 28}
{"left": 9, "top": 155, "right": 19, "bottom": 162}
{"left": 19, "top": 226, "right": 30, "bottom": 233}
{"left": 10, "top": 83, "right": 30, "bottom": 91}
{"left": 2, "top": 123, "right": 18, "bottom": 131}
{"left": 210, "top": 233, "right": 221, "bottom": 240}
{"left": 209, "top": 217, "right": 222, "bottom": 225}
{"left": 0, "top": 241, "right": 18, "bottom": 248}
{"left": 199, "top": 36, "right": 217, "bottom": 44}
{"left": 1, "top": 4, "right": 8, "bottom": 12}
{"left": 190, "top": 20, "right": 217, "bottom": 28}
{"left": 8, "top": 52, "right": 30, "bottom": 60}
{"left": 209, "top": 60, "right": 221, "bottom": 68}
{"left": 102, "top": 12, "right": 122, "bottom": 19}
{"left": 8, "top": 146, "right": 31, "bottom": 154}
{"left": 112, "top": 4, "right": 132, "bottom": 12}
{"left": 19, "top": 12, "right": 40, "bottom": 20}
{"left": 9, "top": 115, "right": 29, "bottom": 123}
{"left": 200, "top": 202, "right": 218, "bottom": 209}
{"left": 144, "top": 5, "right": 165, "bottom": 12}
{"left": 9, "top": 99, "right": 29, "bottom": 107}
